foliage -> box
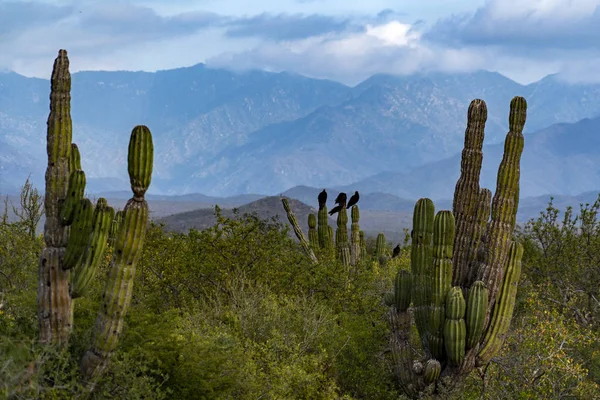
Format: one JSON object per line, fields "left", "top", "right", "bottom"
{"left": 3, "top": 172, "right": 600, "bottom": 399}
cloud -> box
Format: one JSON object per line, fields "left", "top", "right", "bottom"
{"left": 0, "top": 1, "right": 225, "bottom": 75}
{"left": 207, "top": 20, "right": 482, "bottom": 84}
{"left": 0, "top": 1, "right": 75, "bottom": 38}
{"left": 425, "top": 0, "right": 600, "bottom": 50}
{"left": 224, "top": 13, "right": 354, "bottom": 40}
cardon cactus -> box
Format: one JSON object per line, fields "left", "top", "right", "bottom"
{"left": 350, "top": 205, "right": 362, "bottom": 265}
{"left": 335, "top": 206, "right": 351, "bottom": 266}
{"left": 394, "top": 270, "right": 412, "bottom": 312}
{"left": 375, "top": 232, "right": 388, "bottom": 266}
{"left": 307, "top": 213, "right": 319, "bottom": 251}
{"left": 317, "top": 205, "right": 330, "bottom": 249}
{"left": 387, "top": 97, "right": 527, "bottom": 397}
{"left": 37, "top": 49, "right": 154, "bottom": 392}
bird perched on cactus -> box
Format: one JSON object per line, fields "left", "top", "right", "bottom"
{"left": 318, "top": 189, "right": 327, "bottom": 210}
{"left": 346, "top": 191, "right": 360, "bottom": 208}
{"left": 328, "top": 203, "right": 343, "bottom": 216}
{"left": 392, "top": 244, "right": 401, "bottom": 258}
{"left": 334, "top": 192, "right": 347, "bottom": 205}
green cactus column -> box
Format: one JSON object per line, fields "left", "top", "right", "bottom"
{"left": 375, "top": 232, "right": 387, "bottom": 267}
{"left": 307, "top": 213, "right": 319, "bottom": 251}
{"left": 428, "top": 210, "right": 455, "bottom": 359}
{"left": 476, "top": 241, "right": 523, "bottom": 366}
{"left": 452, "top": 99, "right": 487, "bottom": 290}
{"left": 411, "top": 198, "right": 435, "bottom": 351}
{"left": 359, "top": 231, "right": 367, "bottom": 259}
{"left": 443, "top": 287, "right": 467, "bottom": 365}
{"left": 81, "top": 125, "right": 154, "bottom": 385}
{"left": 317, "top": 206, "right": 330, "bottom": 249}
{"left": 38, "top": 49, "right": 73, "bottom": 344}
{"left": 349, "top": 205, "right": 362, "bottom": 265}
{"left": 336, "top": 207, "right": 351, "bottom": 266}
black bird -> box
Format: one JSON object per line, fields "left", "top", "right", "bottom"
{"left": 392, "top": 244, "right": 401, "bottom": 258}
{"left": 346, "top": 191, "right": 360, "bottom": 208}
{"left": 334, "top": 192, "right": 347, "bottom": 205}
{"left": 318, "top": 189, "right": 327, "bottom": 210}
{"left": 328, "top": 204, "right": 343, "bottom": 216}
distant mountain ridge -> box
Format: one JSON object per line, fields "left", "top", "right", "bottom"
{"left": 2, "top": 65, "right": 600, "bottom": 198}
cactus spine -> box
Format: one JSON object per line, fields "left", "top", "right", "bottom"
{"left": 37, "top": 50, "right": 154, "bottom": 392}
{"left": 386, "top": 97, "right": 527, "bottom": 398}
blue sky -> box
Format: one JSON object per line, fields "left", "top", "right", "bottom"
{"left": 2, "top": 0, "right": 600, "bottom": 85}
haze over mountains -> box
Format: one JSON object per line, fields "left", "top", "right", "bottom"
{"left": 1, "top": 64, "right": 600, "bottom": 200}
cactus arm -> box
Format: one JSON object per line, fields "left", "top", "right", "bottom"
{"left": 452, "top": 99, "right": 487, "bottom": 290}
{"left": 281, "top": 198, "right": 318, "bottom": 264}
{"left": 62, "top": 198, "right": 94, "bottom": 270}
{"left": 476, "top": 241, "right": 523, "bottom": 366}
{"left": 307, "top": 213, "right": 319, "bottom": 251}
{"left": 465, "top": 281, "right": 488, "bottom": 349}
{"left": 109, "top": 210, "right": 124, "bottom": 247}
{"left": 71, "top": 199, "right": 115, "bottom": 298}
{"left": 394, "top": 270, "right": 412, "bottom": 312}
{"left": 443, "top": 287, "right": 467, "bottom": 365}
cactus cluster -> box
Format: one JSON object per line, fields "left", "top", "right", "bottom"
{"left": 387, "top": 97, "right": 527, "bottom": 397}
{"left": 282, "top": 194, "right": 388, "bottom": 267}
{"left": 38, "top": 50, "right": 154, "bottom": 391}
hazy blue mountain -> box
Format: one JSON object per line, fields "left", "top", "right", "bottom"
{"left": 169, "top": 71, "right": 600, "bottom": 196}
{"left": 3, "top": 66, "right": 600, "bottom": 197}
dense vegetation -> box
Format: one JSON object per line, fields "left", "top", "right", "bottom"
{"left": 1, "top": 182, "right": 600, "bottom": 399}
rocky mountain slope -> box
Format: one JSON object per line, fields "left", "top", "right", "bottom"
{"left": 2, "top": 66, "right": 600, "bottom": 197}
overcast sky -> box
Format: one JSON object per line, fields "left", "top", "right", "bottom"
{"left": 2, "top": 0, "right": 600, "bottom": 85}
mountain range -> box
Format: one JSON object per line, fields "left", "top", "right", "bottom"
{"left": 1, "top": 64, "right": 600, "bottom": 199}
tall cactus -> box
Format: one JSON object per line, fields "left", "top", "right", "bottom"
{"left": 428, "top": 211, "right": 455, "bottom": 359}
{"left": 411, "top": 198, "right": 435, "bottom": 351}
{"left": 336, "top": 206, "right": 351, "bottom": 266}
{"left": 317, "top": 205, "right": 330, "bottom": 249}
{"left": 349, "top": 205, "right": 362, "bottom": 265}
{"left": 307, "top": 213, "right": 319, "bottom": 251}
{"left": 37, "top": 49, "right": 154, "bottom": 392}
{"left": 387, "top": 97, "right": 527, "bottom": 398}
